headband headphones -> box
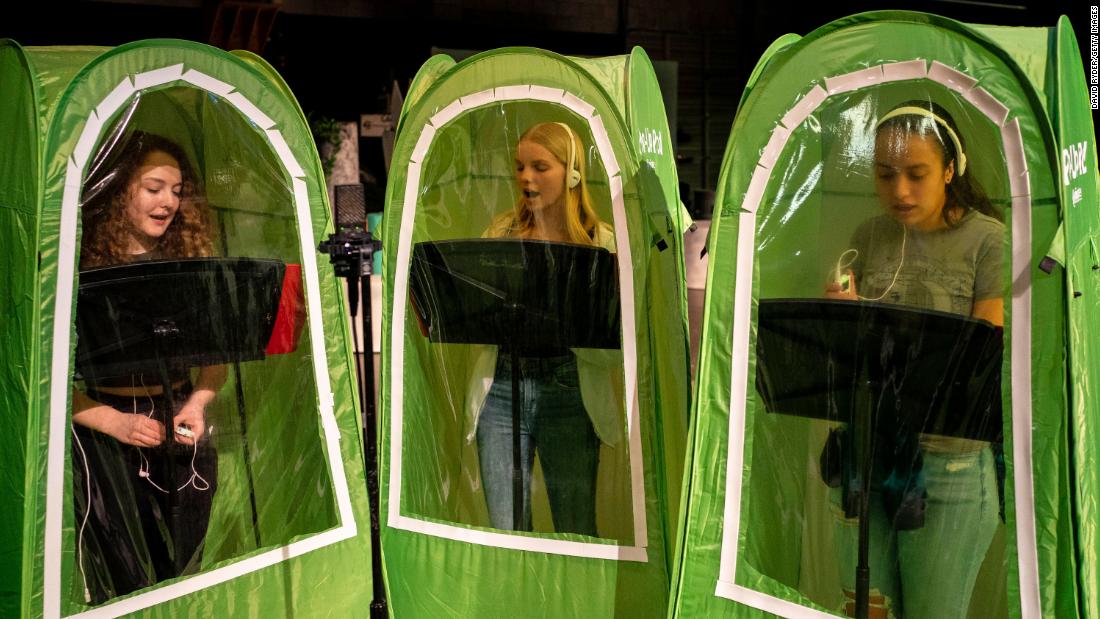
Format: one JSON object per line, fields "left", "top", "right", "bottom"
{"left": 554, "top": 121, "right": 582, "bottom": 189}
{"left": 876, "top": 106, "right": 968, "bottom": 177}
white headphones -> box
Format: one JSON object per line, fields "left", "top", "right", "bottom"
{"left": 554, "top": 122, "right": 582, "bottom": 189}
{"left": 876, "top": 106, "right": 968, "bottom": 176}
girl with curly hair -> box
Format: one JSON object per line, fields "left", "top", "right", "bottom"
{"left": 71, "top": 131, "right": 224, "bottom": 603}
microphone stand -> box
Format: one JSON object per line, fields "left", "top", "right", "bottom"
{"left": 318, "top": 227, "right": 386, "bottom": 619}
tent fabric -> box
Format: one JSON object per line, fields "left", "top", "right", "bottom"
{"left": 670, "top": 10, "right": 1097, "bottom": 619}
{"left": 0, "top": 38, "right": 374, "bottom": 618}
{"left": 1050, "top": 16, "right": 1100, "bottom": 618}
{"left": 379, "top": 46, "right": 690, "bottom": 617}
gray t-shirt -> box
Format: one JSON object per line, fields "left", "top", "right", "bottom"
{"left": 850, "top": 210, "right": 1004, "bottom": 317}
{"left": 850, "top": 210, "right": 1004, "bottom": 451}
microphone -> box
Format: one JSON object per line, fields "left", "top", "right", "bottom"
{"left": 318, "top": 183, "right": 380, "bottom": 316}
{"left": 334, "top": 183, "right": 367, "bottom": 231}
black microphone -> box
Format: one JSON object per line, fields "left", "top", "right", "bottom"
{"left": 334, "top": 183, "right": 367, "bottom": 231}
{"left": 318, "top": 183, "right": 377, "bottom": 283}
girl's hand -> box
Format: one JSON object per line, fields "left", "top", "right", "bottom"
{"left": 824, "top": 269, "right": 858, "bottom": 300}
{"left": 172, "top": 365, "right": 222, "bottom": 445}
{"left": 172, "top": 401, "right": 207, "bottom": 446}
{"left": 106, "top": 410, "right": 166, "bottom": 447}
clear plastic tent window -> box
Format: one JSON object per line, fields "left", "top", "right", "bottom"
{"left": 715, "top": 64, "right": 1026, "bottom": 618}
{"left": 51, "top": 75, "right": 356, "bottom": 616}
{"left": 388, "top": 89, "right": 649, "bottom": 561}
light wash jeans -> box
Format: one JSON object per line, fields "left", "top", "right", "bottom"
{"left": 476, "top": 354, "right": 600, "bottom": 535}
{"left": 830, "top": 446, "right": 1000, "bottom": 619}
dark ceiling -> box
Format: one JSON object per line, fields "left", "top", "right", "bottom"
{"left": 5, "top": 0, "right": 1095, "bottom": 200}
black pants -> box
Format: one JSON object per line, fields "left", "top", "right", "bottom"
{"left": 72, "top": 386, "right": 218, "bottom": 604}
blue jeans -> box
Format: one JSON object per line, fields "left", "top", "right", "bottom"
{"left": 476, "top": 354, "right": 600, "bottom": 535}
{"left": 830, "top": 446, "right": 1000, "bottom": 618}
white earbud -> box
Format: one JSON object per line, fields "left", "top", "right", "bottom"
{"left": 554, "top": 122, "right": 581, "bottom": 189}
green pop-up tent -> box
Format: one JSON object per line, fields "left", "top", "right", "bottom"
{"left": 0, "top": 39, "right": 374, "bottom": 617}
{"left": 378, "top": 46, "right": 691, "bottom": 617}
{"left": 670, "top": 11, "right": 1098, "bottom": 619}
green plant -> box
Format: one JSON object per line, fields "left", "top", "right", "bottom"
{"left": 308, "top": 112, "right": 343, "bottom": 177}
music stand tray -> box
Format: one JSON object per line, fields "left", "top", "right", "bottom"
{"left": 756, "top": 298, "right": 1003, "bottom": 442}
{"left": 75, "top": 257, "right": 284, "bottom": 383}
{"left": 409, "top": 238, "right": 620, "bottom": 353}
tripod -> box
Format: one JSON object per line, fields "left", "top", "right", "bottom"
{"left": 318, "top": 227, "right": 386, "bottom": 619}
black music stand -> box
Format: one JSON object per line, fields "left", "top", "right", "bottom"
{"left": 754, "top": 299, "right": 1002, "bottom": 619}
{"left": 75, "top": 257, "right": 283, "bottom": 536}
{"left": 409, "top": 239, "right": 620, "bottom": 531}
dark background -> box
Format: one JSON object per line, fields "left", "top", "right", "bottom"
{"left": 5, "top": 0, "right": 1096, "bottom": 216}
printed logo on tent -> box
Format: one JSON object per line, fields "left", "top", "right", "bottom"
{"left": 638, "top": 128, "right": 663, "bottom": 156}
{"left": 1062, "top": 141, "right": 1089, "bottom": 187}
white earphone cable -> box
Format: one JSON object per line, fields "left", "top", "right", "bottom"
{"left": 136, "top": 375, "right": 169, "bottom": 494}
{"left": 834, "top": 224, "right": 907, "bottom": 302}
{"left": 71, "top": 423, "right": 93, "bottom": 603}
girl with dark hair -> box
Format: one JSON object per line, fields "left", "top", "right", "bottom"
{"left": 829, "top": 99, "right": 1003, "bottom": 321}
{"left": 71, "top": 131, "right": 224, "bottom": 604}
{"left": 823, "top": 101, "right": 1005, "bottom": 618}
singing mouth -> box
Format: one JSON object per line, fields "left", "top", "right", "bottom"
{"left": 523, "top": 190, "right": 540, "bottom": 199}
